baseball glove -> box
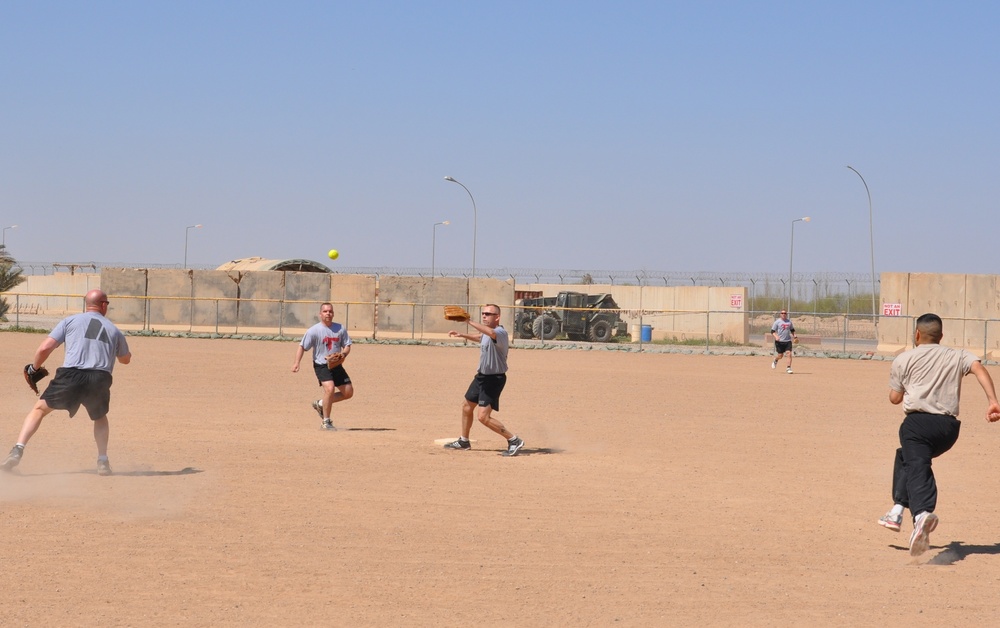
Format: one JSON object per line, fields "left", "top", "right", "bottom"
{"left": 326, "top": 352, "right": 345, "bottom": 369}
{"left": 24, "top": 364, "right": 49, "bottom": 395}
{"left": 444, "top": 305, "right": 471, "bottom": 322}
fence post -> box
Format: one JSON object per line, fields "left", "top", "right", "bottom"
{"left": 705, "top": 310, "right": 710, "bottom": 353}
{"left": 278, "top": 294, "right": 285, "bottom": 337}
{"left": 984, "top": 319, "right": 989, "bottom": 361}
{"left": 843, "top": 315, "right": 848, "bottom": 352}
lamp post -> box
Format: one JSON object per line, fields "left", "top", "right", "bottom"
{"left": 443, "top": 176, "right": 477, "bottom": 279}
{"left": 432, "top": 220, "right": 450, "bottom": 276}
{"left": 788, "top": 217, "right": 811, "bottom": 312}
{"left": 2, "top": 224, "right": 17, "bottom": 247}
{"left": 184, "top": 224, "right": 202, "bottom": 269}
{"left": 846, "top": 165, "right": 877, "bottom": 330}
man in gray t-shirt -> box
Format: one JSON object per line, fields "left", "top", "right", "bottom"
{"left": 770, "top": 310, "right": 798, "bottom": 373}
{"left": 2, "top": 289, "right": 132, "bottom": 476}
{"left": 442, "top": 304, "right": 525, "bottom": 457}
{"left": 876, "top": 313, "right": 1000, "bottom": 557}
{"left": 291, "top": 303, "right": 354, "bottom": 431}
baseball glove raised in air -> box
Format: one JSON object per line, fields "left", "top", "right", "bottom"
{"left": 326, "top": 352, "right": 345, "bottom": 369}
{"left": 23, "top": 364, "right": 49, "bottom": 395}
{"left": 444, "top": 305, "right": 471, "bottom": 322}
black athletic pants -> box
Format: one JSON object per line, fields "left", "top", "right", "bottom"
{"left": 892, "top": 412, "right": 961, "bottom": 520}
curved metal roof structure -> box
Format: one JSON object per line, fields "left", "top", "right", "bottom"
{"left": 216, "top": 257, "right": 332, "bottom": 273}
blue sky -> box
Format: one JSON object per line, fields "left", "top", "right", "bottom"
{"left": 2, "top": 2, "right": 998, "bottom": 275}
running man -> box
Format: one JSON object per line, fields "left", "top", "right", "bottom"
{"left": 770, "top": 309, "right": 798, "bottom": 373}
{"left": 877, "top": 313, "right": 1000, "bottom": 556}
{"left": 292, "top": 303, "right": 354, "bottom": 430}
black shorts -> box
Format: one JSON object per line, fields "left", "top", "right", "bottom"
{"left": 774, "top": 340, "right": 793, "bottom": 354}
{"left": 313, "top": 362, "right": 352, "bottom": 387}
{"left": 465, "top": 372, "right": 506, "bottom": 411}
{"left": 40, "top": 367, "right": 114, "bottom": 421}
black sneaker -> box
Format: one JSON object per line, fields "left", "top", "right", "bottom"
{"left": 322, "top": 419, "right": 337, "bottom": 431}
{"left": 97, "top": 458, "right": 112, "bottom": 476}
{"left": 1, "top": 445, "right": 23, "bottom": 471}
{"left": 312, "top": 400, "right": 324, "bottom": 419}
{"left": 503, "top": 437, "right": 525, "bottom": 457}
{"left": 443, "top": 438, "right": 471, "bottom": 450}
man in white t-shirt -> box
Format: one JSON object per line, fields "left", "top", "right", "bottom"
{"left": 877, "top": 313, "right": 1000, "bottom": 556}
{"left": 2, "top": 289, "right": 132, "bottom": 475}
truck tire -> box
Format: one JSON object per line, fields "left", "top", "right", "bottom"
{"left": 532, "top": 314, "right": 559, "bottom": 340}
{"left": 516, "top": 315, "right": 535, "bottom": 339}
{"left": 587, "top": 319, "right": 613, "bottom": 342}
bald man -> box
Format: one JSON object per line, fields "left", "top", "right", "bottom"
{"left": 2, "top": 289, "right": 132, "bottom": 475}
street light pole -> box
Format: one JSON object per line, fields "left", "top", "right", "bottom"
{"left": 846, "top": 165, "right": 877, "bottom": 331}
{"left": 443, "top": 176, "right": 477, "bottom": 279}
{"left": 2, "top": 224, "right": 17, "bottom": 247}
{"left": 432, "top": 220, "right": 450, "bottom": 276}
{"left": 184, "top": 224, "right": 202, "bottom": 269}
{"left": 788, "top": 217, "right": 811, "bottom": 312}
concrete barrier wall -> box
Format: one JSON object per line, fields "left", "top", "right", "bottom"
{"left": 878, "top": 272, "right": 910, "bottom": 352}
{"left": 909, "top": 273, "right": 966, "bottom": 348}
{"left": 193, "top": 271, "right": 240, "bottom": 328}
{"left": 101, "top": 268, "right": 152, "bottom": 327}
{"left": 378, "top": 276, "right": 515, "bottom": 338}
{"left": 6, "top": 273, "right": 100, "bottom": 314}
{"left": 13, "top": 271, "right": 512, "bottom": 336}
{"left": 147, "top": 269, "right": 195, "bottom": 329}
{"left": 282, "top": 271, "right": 333, "bottom": 331}
{"left": 879, "top": 272, "right": 1000, "bottom": 358}
{"left": 330, "top": 274, "right": 377, "bottom": 335}
{"left": 964, "top": 274, "right": 996, "bottom": 355}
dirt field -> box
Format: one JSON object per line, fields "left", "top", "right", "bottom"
{"left": 3, "top": 331, "right": 1000, "bottom": 626}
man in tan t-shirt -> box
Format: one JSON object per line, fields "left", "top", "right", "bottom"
{"left": 877, "top": 313, "right": 1000, "bottom": 556}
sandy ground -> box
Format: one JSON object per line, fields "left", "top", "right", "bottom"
{"left": 2, "top": 331, "right": 1000, "bottom": 626}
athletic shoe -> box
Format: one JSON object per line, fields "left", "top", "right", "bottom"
{"left": 503, "top": 437, "right": 525, "bottom": 457}
{"left": 878, "top": 511, "right": 902, "bottom": 532}
{"left": 97, "top": 458, "right": 113, "bottom": 476}
{"left": 443, "top": 438, "right": 470, "bottom": 450}
{"left": 312, "top": 400, "right": 324, "bottom": 419}
{"left": 771, "top": 359, "right": 777, "bottom": 370}
{"left": 322, "top": 419, "right": 337, "bottom": 431}
{"left": 909, "top": 512, "right": 939, "bottom": 557}
{"left": 1, "top": 445, "right": 23, "bottom": 471}
{"left": 786, "top": 367, "right": 793, "bottom": 374}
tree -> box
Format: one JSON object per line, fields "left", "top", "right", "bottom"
{"left": 0, "top": 244, "right": 26, "bottom": 321}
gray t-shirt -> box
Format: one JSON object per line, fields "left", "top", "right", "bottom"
{"left": 50, "top": 312, "right": 130, "bottom": 373}
{"left": 300, "top": 322, "right": 351, "bottom": 365}
{"left": 478, "top": 325, "right": 509, "bottom": 375}
{"left": 771, "top": 317, "right": 795, "bottom": 342}
{"left": 889, "top": 343, "right": 979, "bottom": 416}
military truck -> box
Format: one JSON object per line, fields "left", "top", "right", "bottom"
{"left": 514, "top": 291, "right": 627, "bottom": 342}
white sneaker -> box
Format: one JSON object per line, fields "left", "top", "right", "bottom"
{"left": 771, "top": 360, "right": 777, "bottom": 369}
{"left": 909, "top": 512, "right": 939, "bottom": 556}
{"left": 786, "top": 367, "right": 793, "bottom": 374}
